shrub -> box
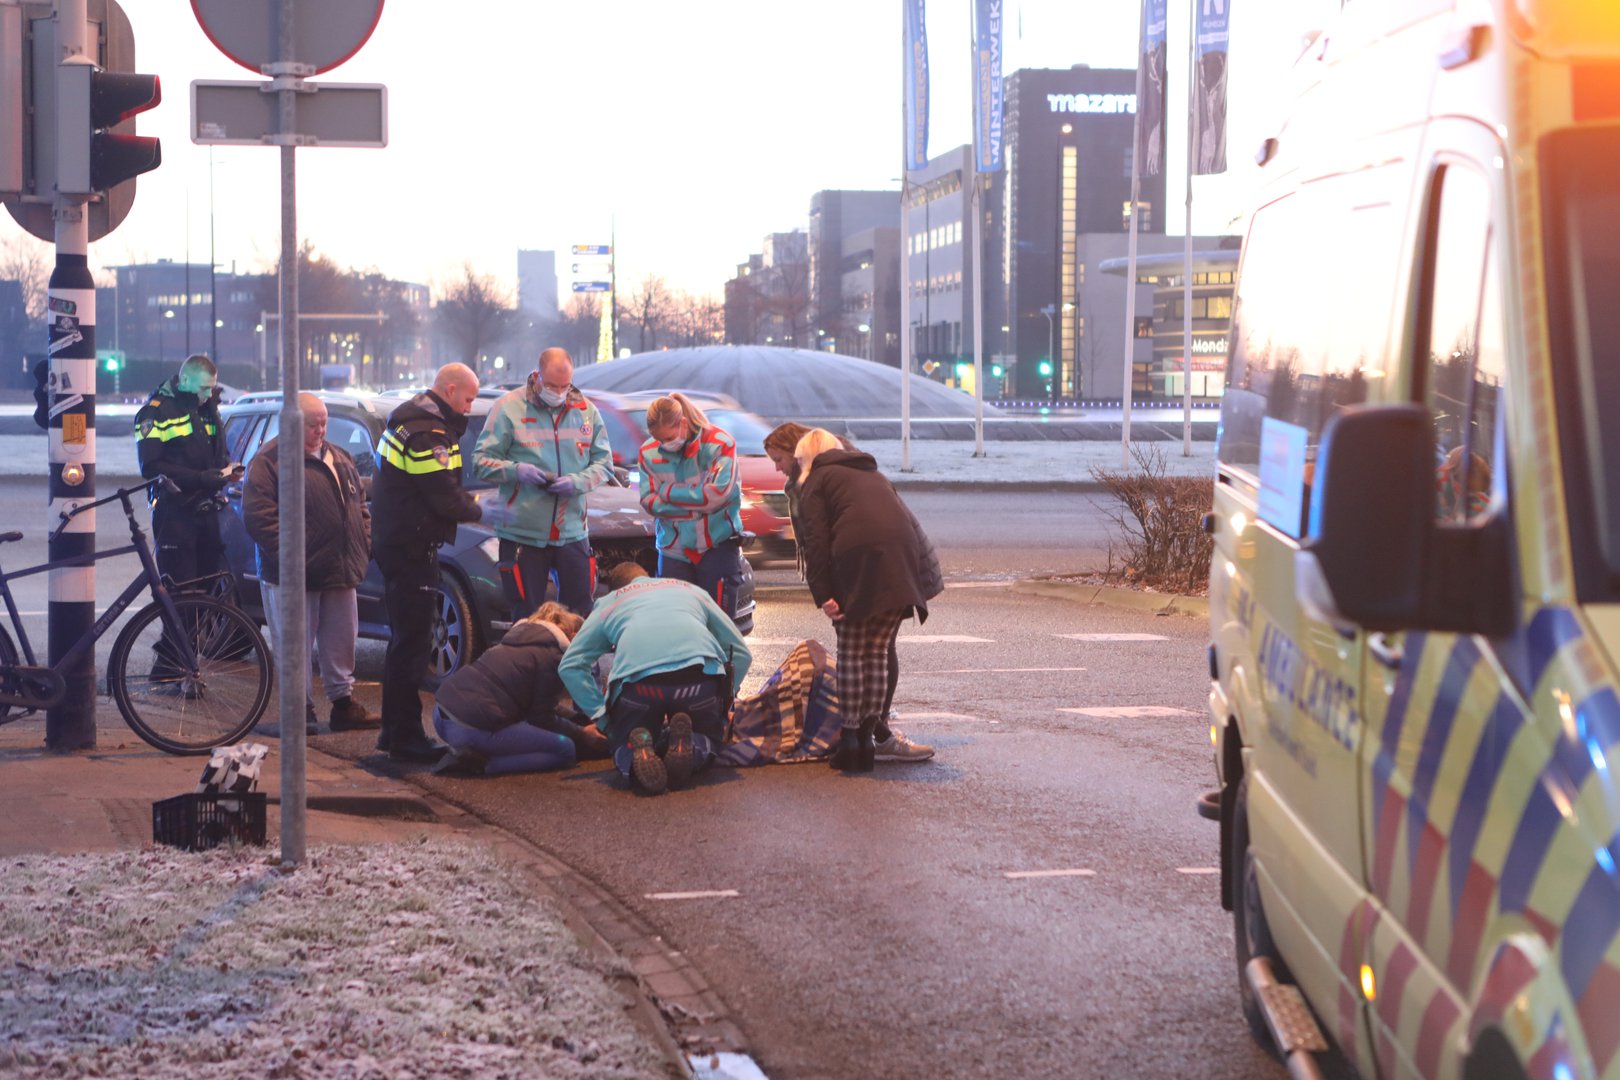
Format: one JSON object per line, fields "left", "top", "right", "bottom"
{"left": 1089, "top": 444, "right": 1215, "bottom": 595}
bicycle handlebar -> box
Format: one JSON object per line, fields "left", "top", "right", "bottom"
{"left": 47, "top": 478, "right": 174, "bottom": 543}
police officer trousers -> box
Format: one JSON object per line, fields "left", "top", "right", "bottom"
{"left": 375, "top": 542, "right": 440, "bottom": 739}
{"left": 153, "top": 500, "right": 226, "bottom": 592}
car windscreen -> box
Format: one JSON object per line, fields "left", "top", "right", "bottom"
{"left": 1545, "top": 124, "right": 1620, "bottom": 597}
{"left": 707, "top": 410, "right": 770, "bottom": 456}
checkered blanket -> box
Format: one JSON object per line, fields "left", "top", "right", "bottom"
{"left": 717, "top": 639, "right": 845, "bottom": 766}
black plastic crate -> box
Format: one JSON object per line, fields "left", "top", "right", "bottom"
{"left": 152, "top": 792, "right": 267, "bottom": 852}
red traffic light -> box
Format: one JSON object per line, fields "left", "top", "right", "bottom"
{"left": 90, "top": 71, "right": 160, "bottom": 129}
{"left": 88, "top": 71, "right": 160, "bottom": 192}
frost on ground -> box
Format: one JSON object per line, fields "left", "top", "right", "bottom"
{"left": 0, "top": 841, "right": 668, "bottom": 1079}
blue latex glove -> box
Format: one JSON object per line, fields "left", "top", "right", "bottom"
{"left": 546, "top": 475, "right": 579, "bottom": 498}
{"left": 515, "top": 462, "right": 550, "bottom": 487}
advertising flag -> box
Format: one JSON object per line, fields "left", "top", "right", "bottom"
{"left": 1137, "top": 0, "right": 1169, "bottom": 177}
{"left": 903, "top": 0, "right": 930, "bottom": 171}
{"left": 1192, "top": 0, "right": 1232, "bottom": 174}
{"left": 972, "top": 0, "right": 1004, "bottom": 172}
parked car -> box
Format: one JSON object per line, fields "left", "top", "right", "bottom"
{"left": 217, "top": 390, "right": 755, "bottom": 685}
{"left": 587, "top": 389, "right": 796, "bottom": 564}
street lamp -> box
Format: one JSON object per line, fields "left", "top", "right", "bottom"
{"left": 857, "top": 323, "right": 871, "bottom": 361}
{"left": 161, "top": 308, "right": 175, "bottom": 364}
{"left": 1040, "top": 305, "right": 1057, "bottom": 401}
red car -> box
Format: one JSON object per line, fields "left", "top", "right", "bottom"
{"left": 587, "top": 390, "right": 795, "bottom": 564}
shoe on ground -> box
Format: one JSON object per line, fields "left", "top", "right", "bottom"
{"left": 387, "top": 732, "right": 448, "bottom": 764}
{"left": 874, "top": 728, "right": 934, "bottom": 763}
{"left": 305, "top": 703, "right": 318, "bottom": 737}
{"left": 627, "top": 727, "right": 667, "bottom": 795}
{"left": 329, "top": 697, "right": 380, "bottom": 731}
{"left": 664, "top": 713, "right": 694, "bottom": 790}
{"left": 431, "top": 746, "right": 487, "bottom": 777}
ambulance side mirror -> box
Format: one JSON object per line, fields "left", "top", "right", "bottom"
{"left": 1298, "top": 404, "right": 1514, "bottom": 637}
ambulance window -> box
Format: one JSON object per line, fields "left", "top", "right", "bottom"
{"left": 1417, "top": 165, "right": 1501, "bottom": 524}
{"left": 1218, "top": 179, "right": 1400, "bottom": 476}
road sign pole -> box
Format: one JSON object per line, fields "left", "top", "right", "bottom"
{"left": 45, "top": 0, "right": 97, "bottom": 750}
{"left": 274, "top": 0, "right": 307, "bottom": 867}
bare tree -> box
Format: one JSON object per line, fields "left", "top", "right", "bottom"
{"left": 0, "top": 235, "right": 50, "bottom": 327}
{"left": 624, "top": 274, "right": 675, "bottom": 353}
{"left": 435, "top": 263, "right": 516, "bottom": 372}
{"left": 668, "top": 292, "right": 724, "bottom": 348}
{"left": 763, "top": 259, "right": 811, "bottom": 347}
{"left": 553, "top": 293, "right": 603, "bottom": 364}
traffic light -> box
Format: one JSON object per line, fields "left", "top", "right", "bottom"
{"left": 991, "top": 364, "right": 1004, "bottom": 378}
{"left": 100, "top": 352, "right": 121, "bottom": 372}
{"left": 1038, "top": 359, "right": 1053, "bottom": 376}
{"left": 1, "top": 3, "right": 22, "bottom": 203}
{"left": 57, "top": 64, "right": 160, "bottom": 195}
{"left": 954, "top": 362, "right": 970, "bottom": 380}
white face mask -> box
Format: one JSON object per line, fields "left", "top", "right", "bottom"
{"left": 538, "top": 387, "right": 568, "bottom": 408}
{"left": 660, "top": 437, "right": 688, "bottom": 454}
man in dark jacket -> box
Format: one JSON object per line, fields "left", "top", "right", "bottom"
{"left": 135, "top": 354, "right": 241, "bottom": 589}
{"left": 795, "top": 436, "right": 944, "bottom": 772}
{"left": 371, "top": 363, "right": 484, "bottom": 763}
{"left": 243, "top": 392, "right": 378, "bottom": 737}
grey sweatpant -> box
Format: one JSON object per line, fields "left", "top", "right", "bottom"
{"left": 260, "top": 583, "right": 360, "bottom": 707}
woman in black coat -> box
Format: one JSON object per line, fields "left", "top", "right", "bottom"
{"left": 794, "top": 429, "right": 944, "bottom": 771}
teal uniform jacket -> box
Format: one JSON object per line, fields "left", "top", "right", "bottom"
{"left": 558, "top": 576, "right": 752, "bottom": 736}
{"left": 637, "top": 425, "right": 743, "bottom": 565}
{"left": 474, "top": 378, "right": 613, "bottom": 547}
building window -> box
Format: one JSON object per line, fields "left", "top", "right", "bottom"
{"left": 1206, "top": 294, "right": 1233, "bottom": 320}
{"left": 1135, "top": 318, "right": 1154, "bottom": 338}
{"left": 1059, "top": 145, "right": 1080, "bottom": 396}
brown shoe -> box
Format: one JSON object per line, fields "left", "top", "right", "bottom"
{"left": 329, "top": 697, "right": 380, "bottom": 731}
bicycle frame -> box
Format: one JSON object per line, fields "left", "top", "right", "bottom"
{"left": 0, "top": 484, "right": 201, "bottom": 676}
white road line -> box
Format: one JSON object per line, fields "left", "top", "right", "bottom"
{"left": 912, "top": 666, "right": 1089, "bottom": 675}
{"left": 1177, "top": 867, "right": 1220, "bottom": 876}
{"left": 1057, "top": 706, "right": 1198, "bottom": 718}
{"left": 1004, "top": 869, "right": 1097, "bottom": 880}
{"left": 644, "top": 889, "right": 740, "bottom": 901}
{"left": 898, "top": 635, "right": 994, "bottom": 644}
{"left": 893, "top": 711, "right": 998, "bottom": 724}
{"left": 1057, "top": 633, "right": 1169, "bottom": 642}
{"left": 944, "top": 580, "right": 1014, "bottom": 589}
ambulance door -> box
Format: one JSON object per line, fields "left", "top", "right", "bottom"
{"left": 1356, "top": 144, "right": 1509, "bottom": 1079}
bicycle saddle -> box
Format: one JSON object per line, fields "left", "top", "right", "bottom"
{"left": 0, "top": 532, "right": 21, "bottom": 544}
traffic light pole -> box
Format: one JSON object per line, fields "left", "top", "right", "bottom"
{"left": 45, "top": 0, "right": 97, "bottom": 750}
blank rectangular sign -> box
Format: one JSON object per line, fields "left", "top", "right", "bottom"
{"left": 192, "top": 79, "right": 388, "bottom": 148}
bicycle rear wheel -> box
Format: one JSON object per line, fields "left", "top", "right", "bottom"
{"left": 108, "top": 595, "right": 271, "bottom": 754}
{"left": 0, "top": 625, "right": 19, "bottom": 723}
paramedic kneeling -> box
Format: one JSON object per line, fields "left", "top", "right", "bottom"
{"left": 558, "top": 563, "right": 752, "bottom": 795}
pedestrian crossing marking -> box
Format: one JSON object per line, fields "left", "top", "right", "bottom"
{"left": 1057, "top": 633, "right": 1169, "bottom": 642}
{"left": 645, "top": 889, "right": 740, "bottom": 901}
{"left": 912, "top": 666, "right": 1088, "bottom": 675}
{"left": 1176, "top": 867, "right": 1220, "bottom": 875}
{"left": 1057, "top": 706, "right": 1198, "bottom": 718}
{"left": 893, "top": 711, "right": 997, "bottom": 724}
{"left": 1004, "top": 869, "right": 1096, "bottom": 880}
{"left": 898, "top": 635, "right": 994, "bottom": 644}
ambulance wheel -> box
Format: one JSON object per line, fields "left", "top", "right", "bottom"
{"left": 1232, "top": 775, "right": 1287, "bottom": 1052}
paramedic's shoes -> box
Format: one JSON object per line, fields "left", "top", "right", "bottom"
{"left": 873, "top": 728, "right": 934, "bottom": 763}
{"left": 664, "top": 713, "right": 695, "bottom": 790}
{"left": 329, "top": 697, "right": 380, "bottom": 731}
{"left": 627, "top": 727, "right": 668, "bottom": 795}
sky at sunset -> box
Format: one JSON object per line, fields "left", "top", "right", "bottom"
{"left": 10, "top": 1, "right": 1341, "bottom": 301}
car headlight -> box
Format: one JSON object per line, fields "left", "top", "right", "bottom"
{"left": 478, "top": 536, "right": 502, "bottom": 563}
{"left": 740, "top": 491, "right": 756, "bottom": 511}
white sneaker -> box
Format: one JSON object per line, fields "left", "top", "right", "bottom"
{"left": 873, "top": 728, "right": 934, "bottom": 763}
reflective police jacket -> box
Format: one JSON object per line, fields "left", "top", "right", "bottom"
{"left": 371, "top": 390, "right": 482, "bottom": 549}
{"left": 134, "top": 376, "right": 230, "bottom": 511}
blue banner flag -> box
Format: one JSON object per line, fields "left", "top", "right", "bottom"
{"left": 1137, "top": 0, "right": 1169, "bottom": 177}
{"left": 972, "top": 0, "right": 1004, "bottom": 172}
{"left": 903, "top": 0, "right": 930, "bottom": 171}
{"left": 1192, "top": 0, "right": 1232, "bottom": 174}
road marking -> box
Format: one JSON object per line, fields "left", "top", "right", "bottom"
{"left": 1057, "top": 706, "right": 1198, "bottom": 718}
{"left": 1004, "top": 869, "right": 1096, "bottom": 880}
{"left": 898, "top": 635, "right": 994, "bottom": 644}
{"left": 912, "top": 666, "right": 1088, "bottom": 675}
{"left": 1177, "top": 867, "right": 1220, "bottom": 876}
{"left": 893, "top": 711, "right": 998, "bottom": 724}
{"left": 1057, "top": 633, "right": 1169, "bottom": 642}
{"left": 944, "top": 580, "right": 1014, "bottom": 589}
{"left": 644, "top": 889, "right": 740, "bottom": 901}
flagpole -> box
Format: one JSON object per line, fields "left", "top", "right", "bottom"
{"left": 1122, "top": 0, "right": 1150, "bottom": 468}
{"left": 1182, "top": 0, "right": 1195, "bottom": 457}
{"left": 901, "top": 177, "right": 913, "bottom": 473}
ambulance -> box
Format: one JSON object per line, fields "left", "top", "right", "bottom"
{"left": 1205, "top": 2, "right": 1620, "bottom": 1077}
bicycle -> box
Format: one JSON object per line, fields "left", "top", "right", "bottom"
{"left": 0, "top": 478, "right": 272, "bottom": 754}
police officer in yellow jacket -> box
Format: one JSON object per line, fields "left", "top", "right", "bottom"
{"left": 134, "top": 354, "right": 242, "bottom": 590}
{"left": 371, "top": 363, "right": 483, "bottom": 762}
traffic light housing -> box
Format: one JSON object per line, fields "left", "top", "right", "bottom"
{"left": 57, "top": 63, "right": 160, "bottom": 194}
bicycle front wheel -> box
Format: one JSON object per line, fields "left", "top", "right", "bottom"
{"left": 108, "top": 596, "right": 271, "bottom": 755}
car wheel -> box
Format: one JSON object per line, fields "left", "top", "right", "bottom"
{"left": 423, "top": 570, "right": 480, "bottom": 690}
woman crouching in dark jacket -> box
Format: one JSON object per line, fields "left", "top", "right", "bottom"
{"left": 432, "top": 602, "right": 605, "bottom": 776}
{"left": 793, "top": 428, "right": 944, "bottom": 772}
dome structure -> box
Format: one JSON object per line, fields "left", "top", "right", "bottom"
{"left": 570, "top": 345, "right": 997, "bottom": 420}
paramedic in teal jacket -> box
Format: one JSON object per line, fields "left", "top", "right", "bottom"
{"left": 637, "top": 393, "right": 747, "bottom": 621}
{"left": 475, "top": 348, "right": 613, "bottom": 618}
{"left": 558, "top": 564, "right": 752, "bottom": 795}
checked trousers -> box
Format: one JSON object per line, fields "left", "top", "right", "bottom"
{"left": 833, "top": 608, "right": 907, "bottom": 733}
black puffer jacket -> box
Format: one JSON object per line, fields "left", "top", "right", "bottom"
{"left": 434, "top": 620, "right": 569, "bottom": 733}
{"left": 796, "top": 449, "right": 944, "bottom": 624}
{"left": 242, "top": 436, "right": 371, "bottom": 590}
{"left": 134, "top": 376, "right": 230, "bottom": 511}
{"left": 371, "top": 391, "right": 481, "bottom": 550}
